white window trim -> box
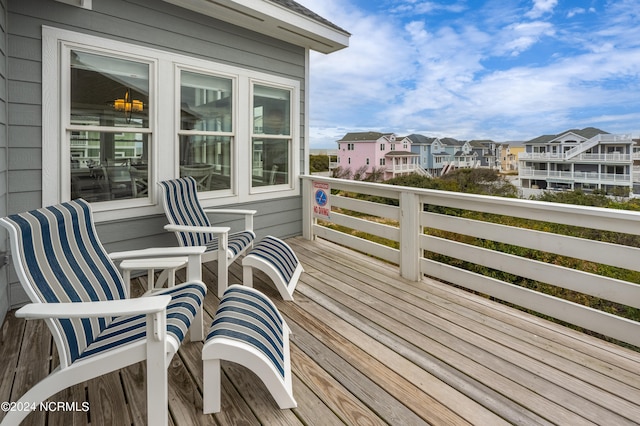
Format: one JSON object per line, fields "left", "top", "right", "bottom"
{"left": 175, "top": 64, "right": 238, "bottom": 200}
{"left": 43, "top": 26, "right": 300, "bottom": 222}
{"left": 248, "top": 78, "right": 297, "bottom": 194}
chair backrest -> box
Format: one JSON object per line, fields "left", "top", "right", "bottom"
{"left": 159, "top": 177, "right": 214, "bottom": 247}
{"left": 0, "top": 199, "right": 127, "bottom": 367}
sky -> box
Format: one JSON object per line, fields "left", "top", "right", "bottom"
{"left": 294, "top": 0, "right": 640, "bottom": 148}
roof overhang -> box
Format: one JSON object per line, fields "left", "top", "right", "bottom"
{"left": 163, "top": 0, "right": 349, "bottom": 53}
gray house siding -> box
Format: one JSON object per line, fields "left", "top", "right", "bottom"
{"left": 0, "top": 0, "right": 8, "bottom": 321}
{"left": 5, "top": 0, "right": 309, "bottom": 308}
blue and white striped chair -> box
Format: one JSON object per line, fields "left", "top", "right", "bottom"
{"left": 0, "top": 199, "right": 207, "bottom": 426}
{"left": 159, "top": 177, "right": 256, "bottom": 297}
{"left": 202, "top": 285, "right": 296, "bottom": 413}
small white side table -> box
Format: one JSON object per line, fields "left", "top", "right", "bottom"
{"left": 119, "top": 256, "right": 188, "bottom": 294}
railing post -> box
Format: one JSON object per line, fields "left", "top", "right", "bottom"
{"left": 301, "top": 178, "right": 316, "bottom": 240}
{"left": 399, "top": 191, "right": 421, "bottom": 281}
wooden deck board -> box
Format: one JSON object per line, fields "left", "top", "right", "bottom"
{"left": 1, "top": 236, "right": 639, "bottom": 425}
{"left": 0, "top": 313, "right": 25, "bottom": 410}
{"left": 298, "top": 253, "right": 636, "bottom": 423}
{"left": 286, "top": 237, "right": 640, "bottom": 425}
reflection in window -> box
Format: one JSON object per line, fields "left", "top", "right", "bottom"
{"left": 69, "top": 51, "right": 150, "bottom": 201}
{"left": 179, "top": 71, "right": 233, "bottom": 192}
{"left": 180, "top": 136, "right": 232, "bottom": 191}
{"left": 252, "top": 138, "right": 289, "bottom": 186}
{"left": 252, "top": 85, "right": 291, "bottom": 188}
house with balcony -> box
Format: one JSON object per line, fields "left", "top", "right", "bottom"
{"left": 468, "top": 140, "right": 500, "bottom": 169}
{"left": 500, "top": 143, "right": 525, "bottom": 172}
{"left": 336, "top": 132, "right": 427, "bottom": 180}
{"left": 518, "top": 127, "right": 636, "bottom": 196}
{"left": 407, "top": 133, "right": 437, "bottom": 172}
{"left": 432, "top": 137, "right": 462, "bottom": 175}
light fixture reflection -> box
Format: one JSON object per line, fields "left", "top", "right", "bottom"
{"left": 113, "top": 88, "right": 143, "bottom": 123}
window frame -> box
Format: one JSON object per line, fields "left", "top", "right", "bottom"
{"left": 176, "top": 65, "right": 238, "bottom": 198}
{"left": 66, "top": 48, "right": 155, "bottom": 206}
{"left": 249, "top": 80, "right": 295, "bottom": 193}
{"left": 43, "top": 27, "right": 301, "bottom": 222}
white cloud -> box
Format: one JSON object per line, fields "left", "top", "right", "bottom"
{"left": 567, "top": 7, "right": 585, "bottom": 18}
{"left": 496, "top": 21, "right": 555, "bottom": 56}
{"left": 525, "top": 0, "right": 558, "bottom": 19}
{"left": 295, "top": 0, "right": 640, "bottom": 146}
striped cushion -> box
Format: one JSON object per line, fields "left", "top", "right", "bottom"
{"left": 159, "top": 177, "right": 255, "bottom": 256}
{"left": 158, "top": 177, "right": 211, "bottom": 247}
{"left": 207, "top": 286, "right": 285, "bottom": 378}
{"left": 5, "top": 199, "right": 127, "bottom": 366}
{"left": 249, "top": 236, "right": 300, "bottom": 285}
{"left": 79, "top": 282, "right": 206, "bottom": 360}
{"left": 159, "top": 177, "right": 212, "bottom": 247}
{"left": 205, "top": 230, "right": 256, "bottom": 259}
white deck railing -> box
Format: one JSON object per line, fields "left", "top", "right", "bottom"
{"left": 519, "top": 169, "right": 632, "bottom": 183}
{"left": 301, "top": 176, "right": 640, "bottom": 347}
{"left": 519, "top": 152, "right": 632, "bottom": 162}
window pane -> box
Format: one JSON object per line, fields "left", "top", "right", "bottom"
{"left": 181, "top": 71, "right": 232, "bottom": 132}
{"left": 251, "top": 138, "right": 289, "bottom": 187}
{"left": 180, "top": 136, "right": 232, "bottom": 191}
{"left": 70, "top": 132, "right": 148, "bottom": 201}
{"left": 71, "top": 51, "right": 149, "bottom": 128}
{"left": 253, "top": 85, "right": 290, "bottom": 135}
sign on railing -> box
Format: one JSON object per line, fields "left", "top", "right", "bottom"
{"left": 312, "top": 180, "right": 331, "bottom": 220}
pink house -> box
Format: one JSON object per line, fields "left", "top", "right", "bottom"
{"left": 336, "top": 132, "right": 425, "bottom": 180}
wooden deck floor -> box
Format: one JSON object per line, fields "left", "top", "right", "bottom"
{"left": 2, "top": 237, "right": 640, "bottom": 425}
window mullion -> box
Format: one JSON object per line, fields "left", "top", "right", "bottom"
{"left": 67, "top": 125, "right": 153, "bottom": 134}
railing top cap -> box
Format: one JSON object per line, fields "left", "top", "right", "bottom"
{"left": 301, "top": 175, "right": 640, "bottom": 221}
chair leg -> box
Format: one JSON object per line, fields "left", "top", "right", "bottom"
{"left": 123, "top": 269, "right": 132, "bottom": 297}
{"left": 243, "top": 264, "right": 254, "bottom": 288}
{"left": 148, "top": 268, "right": 156, "bottom": 290}
{"left": 189, "top": 303, "right": 205, "bottom": 342}
{"left": 202, "top": 359, "right": 222, "bottom": 414}
{"left": 146, "top": 313, "right": 169, "bottom": 426}
{"left": 217, "top": 251, "right": 228, "bottom": 298}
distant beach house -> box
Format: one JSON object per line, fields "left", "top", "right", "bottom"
{"left": 336, "top": 132, "right": 505, "bottom": 180}
{"left": 468, "top": 140, "right": 500, "bottom": 169}
{"left": 406, "top": 134, "right": 436, "bottom": 173}
{"left": 430, "top": 137, "right": 462, "bottom": 175}
{"left": 518, "top": 127, "right": 639, "bottom": 196}
{"left": 410, "top": 136, "right": 500, "bottom": 176}
{"left": 500, "top": 143, "right": 525, "bottom": 172}
{"left": 335, "top": 132, "right": 429, "bottom": 180}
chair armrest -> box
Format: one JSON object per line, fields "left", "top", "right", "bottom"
{"left": 163, "top": 224, "right": 230, "bottom": 236}
{"left": 203, "top": 209, "right": 257, "bottom": 216}
{"left": 15, "top": 295, "right": 172, "bottom": 319}
{"left": 119, "top": 257, "right": 188, "bottom": 271}
{"left": 203, "top": 209, "right": 256, "bottom": 231}
{"left": 109, "top": 246, "right": 206, "bottom": 261}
